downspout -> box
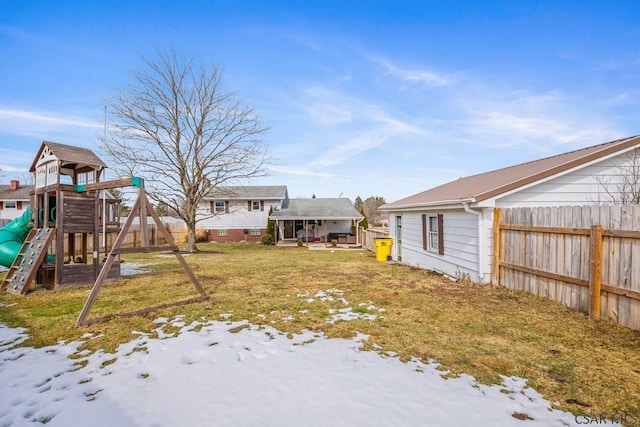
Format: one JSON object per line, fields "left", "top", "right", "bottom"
{"left": 463, "top": 202, "right": 485, "bottom": 283}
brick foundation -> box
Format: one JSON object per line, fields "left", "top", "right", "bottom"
{"left": 206, "top": 228, "right": 265, "bottom": 243}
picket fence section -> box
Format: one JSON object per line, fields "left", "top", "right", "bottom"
{"left": 493, "top": 205, "right": 640, "bottom": 331}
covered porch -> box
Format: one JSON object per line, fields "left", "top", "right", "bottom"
{"left": 269, "top": 198, "right": 364, "bottom": 247}
{"left": 274, "top": 219, "right": 358, "bottom": 245}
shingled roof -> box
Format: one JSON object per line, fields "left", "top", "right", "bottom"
{"left": 383, "top": 134, "right": 640, "bottom": 209}
{"left": 29, "top": 141, "right": 106, "bottom": 172}
{"left": 0, "top": 184, "right": 32, "bottom": 200}
{"left": 270, "top": 198, "right": 363, "bottom": 220}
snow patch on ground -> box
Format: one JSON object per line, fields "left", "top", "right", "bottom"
{"left": 0, "top": 319, "right": 577, "bottom": 427}
{"left": 120, "top": 262, "right": 151, "bottom": 276}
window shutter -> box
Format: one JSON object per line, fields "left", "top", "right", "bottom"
{"left": 438, "top": 213, "right": 444, "bottom": 255}
{"left": 17, "top": 201, "right": 22, "bottom": 210}
{"left": 210, "top": 201, "right": 215, "bottom": 214}
{"left": 225, "top": 201, "right": 229, "bottom": 213}
{"left": 0, "top": 202, "right": 3, "bottom": 210}
{"left": 422, "top": 214, "right": 427, "bottom": 251}
{"left": 248, "top": 201, "right": 252, "bottom": 211}
{"left": 260, "top": 201, "right": 264, "bottom": 211}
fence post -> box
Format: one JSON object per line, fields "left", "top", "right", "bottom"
{"left": 589, "top": 225, "right": 603, "bottom": 320}
{"left": 492, "top": 208, "right": 501, "bottom": 286}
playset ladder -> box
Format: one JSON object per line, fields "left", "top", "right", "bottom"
{"left": 1, "top": 227, "right": 55, "bottom": 295}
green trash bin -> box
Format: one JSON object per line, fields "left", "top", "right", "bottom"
{"left": 373, "top": 237, "right": 393, "bottom": 262}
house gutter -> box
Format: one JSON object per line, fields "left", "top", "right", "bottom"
{"left": 462, "top": 201, "right": 486, "bottom": 283}
{"left": 380, "top": 198, "right": 475, "bottom": 212}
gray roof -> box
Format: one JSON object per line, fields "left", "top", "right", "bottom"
{"left": 0, "top": 184, "right": 33, "bottom": 201}
{"left": 30, "top": 141, "right": 107, "bottom": 172}
{"left": 270, "top": 198, "right": 364, "bottom": 220}
{"left": 206, "top": 185, "right": 288, "bottom": 200}
{"left": 383, "top": 134, "right": 640, "bottom": 210}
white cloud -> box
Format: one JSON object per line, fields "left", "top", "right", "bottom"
{"left": 0, "top": 147, "right": 38, "bottom": 173}
{"left": 0, "top": 164, "right": 27, "bottom": 173}
{"left": 293, "top": 85, "right": 427, "bottom": 168}
{"left": 301, "top": 87, "right": 354, "bottom": 125}
{"left": 268, "top": 165, "right": 341, "bottom": 178}
{"left": 372, "top": 56, "right": 449, "bottom": 87}
{"left": 0, "top": 107, "right": 105, "bottom": 171}
{"left": 602, "top": 92, "right": 633, "bottom": 107}
{"left": 0, "top": 24, "right": 78, "bottom": 52}
{"left": 308, "top": 115, "right": 424, "bottom": 168}
{"left": 449, "top": 85, "right": 624, "bottom": 152}
{"left": 476, "top": 112, "right": 568, "bottom": 138}
{"left": 0, "top": 108, "right": 102, "bottom": 132}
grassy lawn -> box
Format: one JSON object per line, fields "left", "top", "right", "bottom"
{"left": 1, "top": 242, "right": 639, "bottom": 417}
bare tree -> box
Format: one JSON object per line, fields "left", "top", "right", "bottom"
{"left": 104, "top": 49, "right": 270, "bottom": 252}
{"left": 353, "top": 196, "right": 363, "bottom": 210}
{"left": 594, "top": 149, "right": 640, "bottom": 204}
{"left": 360, "top": 196, "right": 386, "bottom": 227}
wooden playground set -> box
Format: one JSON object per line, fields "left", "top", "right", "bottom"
{"left": 0, "top": 141, "right": 207, "bottom": 326}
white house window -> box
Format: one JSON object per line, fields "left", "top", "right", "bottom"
{"left": 76, "top": 171, "right": 96, "bottom": 185}
{"left": 214, "top": 201, "right": 225, "bottom": 213}
{"left": 252, "top": 201, "right": 260, "bottom": 211}
{"left": 428, "top": 216, "right": 439, "bottom": 252}
{"left": 422, "top": 214, "right": 444, "bottom": 255}
{"left": 5, "top": 202, "right": 16, "bottom": 209}
{"left": 250, "top": 228, "right": 261, "bottom": 235}
{"left": 217, "top": 229, "right": 228, "bottom": 236}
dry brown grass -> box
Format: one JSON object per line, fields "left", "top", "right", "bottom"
{"left": 1, "top": 242, "right": 639, "bottom": 417}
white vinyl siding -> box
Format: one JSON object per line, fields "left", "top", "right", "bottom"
{"left": 385, "top": 148, "right": 640, "bottom": 284}
{"left": 197, "top": 199, "right": 280, "bottom": 230}
{"left": 391, "top": 210, "right": 479, "bottom": 279}
{"left": 0, "top": 201, "right": 29, "bottom": 221}
{"left": 496, "top": 151, "right": 640, "bottom": 207}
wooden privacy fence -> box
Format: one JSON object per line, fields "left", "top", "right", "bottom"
{"left": 361, "top": 227, "right": 389, "bottom": 252}
{"left": 493, "top": 206, "right": 640, "bottom": 330}
{"left": 63, "top": 222, "right": 189, "bottom": 254}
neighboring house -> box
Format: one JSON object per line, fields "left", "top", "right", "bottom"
{"left": 197, "top": 186, "right": 288, "bottom": 242}
{"left": 381, "top": 135, "right": 640, "bottom": 283}
{"left": 269, "top": 198, "right": 364, "bottom": 245}
{"left": 0, "top": 180, "right": 32, "bottom": 223}
{"left": 378, "top": 213, "right": 390, "bottom": 228}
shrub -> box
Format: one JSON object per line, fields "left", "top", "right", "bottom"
{"left": 261, "top": 233, "right": 274, "bottom": 245}
{"left": 266, "top": 207, "right": 275, "bottom": 237}
{"left": 195, "top": 229, "right": 209, "bottom": 243}
{"left": 297, "top": 239, "right": 303, "bottom": 247}
{"left": 359, "top": 207, "right": 369, "bottom": 229}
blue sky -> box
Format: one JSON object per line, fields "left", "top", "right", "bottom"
{"left": 1, "top": 1, "right": 639, "bottom": 202}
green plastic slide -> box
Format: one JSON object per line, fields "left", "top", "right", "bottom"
{"left": 0, "top": 208, "right": 32, "bottom": 268}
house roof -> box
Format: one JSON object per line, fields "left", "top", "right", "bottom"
{"left": 0, "top": 184, "right": 33, "bottom": 201}
{"left": 29, "top": 141, "right": 107, "bottom": 172}
{"left": 206, "top": 185, "right": 288, "bottom": 200}
{"left": 270, "top": 198, "right": 364, "bottom": 220}
{"left": 383, "top": 135, "right": 640, "bottom": 210}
